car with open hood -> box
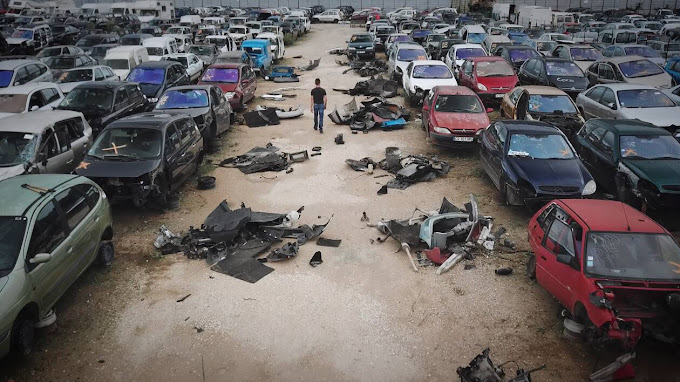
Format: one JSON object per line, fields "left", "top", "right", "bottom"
{"left": 550, "top": 44, "right": 604, "bottom": 72}
{"left": 572, "top": 119, "right": 680, "bottom": 210}
{"left": 585, "top": 56, "right": 673, "bottom": 89}
{"left": 518, "top": 57, "right": 588, "bottom": 98}
{"left": 500, "top": 86, "right": 585, "bottom": 138}
{"left": 125, "top": 61, "right": 190, "bottom": 107}
{"left": 0, "top": 110, "right": 92, "bottom": 181}
{"left": 0, "top": 174, "right": 113, "bottom": 360}
{"left": 457, "top": 56, "right": 518, "bottom": 105}
{"left": 199, "top": 63, "right": 256, "bottom": 110}
{"left": 480, "top": 120, "right": 596, "bottom": 207}
{"left": 422, "top": 86, "right": 491, "bottom": 147}
{"left": 76, "top": 112, "right": 204, "bottom": 208}
{"left": 402, "top": 60, "right": 458, "bottom": 105}
{"left": 55, "top": 65, "right": 119, "bottom": 94}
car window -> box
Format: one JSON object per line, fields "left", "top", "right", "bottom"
{"left": 13, "top": 67, "right": 29, "bottom": 85}
{"left": 587, "top": 126, "right": 608, "bottom": 146}
{"left": 545, "top": 215, "right": 576, "bottom": 257}
{"left": 26, "top": 64, "right": 41, "bottom": 81}
{"left": 37, "top": 63, "right": 48, "bottom": 75}
{"left": 210, "top": 87, "right": 221, "bottom": 105}
{"left": 54, "top": 124, "right": 72, "bottom": 153}
{"left": 164, "top": 124, "right": 181, "bottom": 154}
{"left": 600, "top": 88, "right": 615, "bottom": 106}
{"left": 509, "top": 88, "right": 522, "bottom": 103}
{"left": 536, "top": 204, "right": 555, "bottom": 230}
{"left": 40, "top": 131, "right": 59, "bottom": 158}
{"left": 40, "top": 88, "right": 60, "bottom": 104}
{"left": 671, "top": 61, "right": 680, "bottom": 72}
{"left": 115, "top": 88, "right": 129, "bottom": 107}
{"left": 176, "top": 119, "right": 192, "bottom": 142}
{"left": 601, "top": 131, "right": 615, "bottom": 154}
{"left": 28, "top": 200, "right": 67, "bottom": 260}
{"left": 28, "top": 91, "right": 46, "bottom": 110}
{"left": 586, "top": 86, "right": 605, "bottom": 102}
{"left": 598, "top": 63, "right": 615, "bottom": 79}
{"left": 55, "top": 186, "right": 91, "bottom": 230}
{"left": 95, "top": 68, "right": 104, "bottom": 80}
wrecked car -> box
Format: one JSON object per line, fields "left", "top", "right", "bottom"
{"left": 572, "top": 118, "right": 680, "bottom": 210}
{"left": 585, "top": 56, "right": 673, "bottom": 89}
{"left": 75, "top": 112, "right": 204, "bottom": 207}
{"left": 457, "top": 56, "right": 518, "bottom": 105}
{"left": 527, "top": 199, "right": 680, "bottom": 349}
{"left": 480, "top": 120, "right": 596, "bottom": 207}
{"left": 500, "top": 85, "right": 585, "bottom": 138}
{"left": 199, "top": 63, "right": 257, "bottom": 110}
{"left": 0, "top": 174, "right": 114, "bottom": 359}
{"left": 402, "top": 60, "right": 457, "bottom": 105}
{"left": 346, "top": 33, "right": 376, "bottom": 60}
{"left": 125, "top": 61, "right": 190, "bottom": 108}
{"left": 422, "top": 86, "right": 491, "bottom": 147}
{"left": 517, "top": 57, "right": 588, "bottom": 98}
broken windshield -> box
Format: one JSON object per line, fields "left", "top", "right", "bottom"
{"left": 586, "top": 232, "right": 680, "bottom": 281}
{"left": 508, "top": 133, "right": 574, "bottom": 159}
{"left": 89, "top": 128, "right": 162, "bottom": 160}
{"left": 156, "top": 89, "right": 209, "bottom": 109}
{"left": 0, "top": 132, "right": 37, "bottom": 166}
{"left": 620, "top": 135, "right": 680, "bottom": 160}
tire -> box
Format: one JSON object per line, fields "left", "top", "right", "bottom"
{"left": 97, "top": 241, "right": 114, "bottom": 267}
{"left": 334, "top": 19, "right": 339, "bottom": 23}
{"left": 526, "top": 254, "right": 536, "bottom": 280}
{"left": 197, "top": 176, "right": 216, "bottom": 190}
{"left": 11, "top": 316, "right": 35, "bottom": 358}
{"left": 166, "top": 193, "right": 180, "bottom": 209}
{"left": 153, "top": 176, "right": 168, "bottom": 207}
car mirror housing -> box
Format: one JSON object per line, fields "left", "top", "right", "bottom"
{"left": 29, "top": 253, "right": 52, "bottom": 264}
{"left": 607, "top": 102, "right": 617, "bottom": 110}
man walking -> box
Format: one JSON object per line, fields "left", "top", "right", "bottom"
{"left": 311, "top": 78, "right": 327, "bottom": 134}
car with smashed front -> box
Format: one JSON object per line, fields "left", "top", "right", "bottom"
{"left": 75, "top": 112, "right": 204, "bottom": 208}
{"left": 527, "top": 198, "right": 680, "bottom": 349}
{"left": 480, "top": 120, "right": 596, "bottom": 207}
{"left": 402, "top": 60, "right": 458, "bottom": 105}
{"left": 0, "top": 174, "right": 114, "bottom": 359}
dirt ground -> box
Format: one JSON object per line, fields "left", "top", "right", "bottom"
{"left": 2, "top": 24, "right": 679, "bottom": 382}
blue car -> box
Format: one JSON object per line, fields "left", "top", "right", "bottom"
{"left": 479, "top": 120, "right": 596, "bottom": 207}
{"left": 665, "top": 57, "right": 680, "bottom": 85}
{"left": 241, "top": 39, "right": 273, "bottom": 75}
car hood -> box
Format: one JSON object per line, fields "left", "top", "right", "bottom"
{"left": 626, "top": 73, "right": 672, "bottom": 88}
{"left": 0, "top": 275, "right": 7, "bottom": 292}
{"left": 348, "top": 42, "right": 373, "bottom": 49}
{"left": 6, "top": 37, "right": 30, "bottom": 45}
{"left": 547, "top": 75, "right": 588, "bottom": 91}
{"left": 574, "top": 60, "right": 596, "bottom": 71}
{"left": 431, "top": 110, "right": 489, "bottom": 131}
{"left": 622, "top": 158, "right": 680, "bottom": 189}
{"left": 0, "top": 164, "right": 26, "bottom": 181}
{"left": 58, "top": 82, "right": 86, "bottom": 94}
{"left": 76, "top": 156, "right": 162, "bottom": 178}
{"left": 478, "top": 75, "right": 518, "bottom": 90}
{"left": 619, "top": 107, "right": 680, "bottom": 127}
{"left": 0, "top": 112, "right": 16, "bottom": 119}
{"left": 507, "top": 157, "right": 590, "bottom": 189}
{"left": 409, "top": 77, "right": 458, "bottom": 91}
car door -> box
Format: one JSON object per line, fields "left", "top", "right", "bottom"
{"left": 163, "top": 123, "right": 187, "bottom": 190}
{"left": 37, "top": 127, "right": 74, "bottom": 174}
{"left": 39, "top": 87, "right": 63, "bottom": 109}
{"left": 27, "top": 90, "right": 47, "bottom": 112}
{"left": 518, "top": 59, "right": 534, "bottom": 85}
{"left": 210, "top": 86, "right": 230, "bottom": 135}
{"left": 403, "top": 62, "right": 414, "bottom": 92}
{"left": 58, "top": 117, "right": 89, "bottom": 164}
{"left": 580, "top": 86, "right": 605, "bottom": 119}
{"left": 241, "top": 66, "right": 256, "bottom": 101}
{"left": 125, "top": 84, "right": 147, "bottom": 114}
{"left": 480, "top": 123, "right": 505, "bottom": 188}
{"left": 583, "top": 126, "right": 615, "bottom": 190}
{"left": 596, "top": 87, "right": 618, "bottom": 118}
{"left": 598, "top": 63, "right": 618, "bottom": 84}
{"left": 535, "top": 61, "right": 549, "bottom": 85}
{"left": 422, "top": 89, "right": 435, "bottom": 127}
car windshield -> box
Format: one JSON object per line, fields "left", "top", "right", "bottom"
{"left": 0, "top": 217, "right": 26, "bottom": 276}
{"left": 58, "top": 69, "right": 92, "bottom": 83}
{"left": 156, "top": 89, "right": 209, "bottom": 109}
{"left": 509, "top": 48, "right": 539, "bottom": 62}
{"left": 105, "top": 59, "right": 130, "bottom": 70}
{"left": 508, "top": 133, "right": 574, "bottom": 159}
{"left": 615, "top": 32, "right": 637, "bottom": 44}
{"left": 392, "top": 35, "right": 410, "bottom": 43}
{"left": 350, "top": 35, "right": 372, "bottom": 43}
{"left": 619, "top": 135, "right": 680, "bottom": 159}
{"left": 618, "top": 59, "right": 664, "bottom": 78}
{"left": 509, "top": 34, "right": 530, "bottom": 44}
{"left": 550, "top": 34, "right": 571, "bottom": 41}
{"left": 228, "top": 28, "right": 245, "bottom": 34}
{"left": 58, "top": 88, "right": 113, "bottom": 110}
{"left": 165, "top": 56, "right": 188, "bottom": 67}
{"left": 476, "top": 60, "right": 515, "bottom": 76}
{"left": 190, "top": 46, "right": 213, "bottom": 55}
{"left": 435, "top": 94, "right": 484, "bottom": 113}
{"left": 623, "top": 46, "right": 660, "bottom": 58}
{"left": 456, "top": 47, "right": 485, "bottom": 59}
{"left": 39, "top": 47, "right": 64, "bottom": 57}
{"left": 121, "top": 37, "right": 141, "bottom": 45}
{"left": 570, "top": 47, "right": 602, "bottom": 61}
{"left": 76, "top": 37, "right": 100, "bottom": 47}
{"left": 546, "top": 61, "right": 584, "bottom": 76}
{"left": 398, "top": 48, "right": 426, "bottom": 61}
{"left": 467, "top": 32, "right": 486, "bottom": 43}
{"left": 618, "top": 89, "right": 675, "bottom": 108}
{"left": 428, "top": 34, "right": 445, "bottom": 42}
{"left": 89, "top": 127, "right": 162, "bottom": 160}
{"left": 0, "top": 131, "right": 38, "bottom": 166}
{"left": 412, "top": 65, "right": 452, "bottom": 79}
{"left": 127, "top": 68, "right": 164, "bottom": 84}
{"left": 12, "top": 29, "right": 33, "bottom": 39}
{"left": 261, "top": 27, "right": 277, "bottom": 33}
{"left": 201, "top": 67, "right": 238, "bottom": 83}
{"left": 412, "top": 30, "right": 431, "bottom": 38}
{"left": 528, "top": 94, "right": 577, "bottom": 113}
{"left": 586, "top": 232, "right": 680, "bottom": 281}
{"left": 243, "top": 46, "right": 263, "bottom": 56}
{"left": 146, "top": 47, "right": 164, "bottom": 56}
{"left": 45, "top": 57, "right": 75, "bottom": 69}
{"left": 90, "top": 46, "right": 111, "bottom": 56}
{"left": 0, "top": 94, "right": 28, "bottom": 113}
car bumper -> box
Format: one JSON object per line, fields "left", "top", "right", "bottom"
{"left": 477, "top": 92, "right": 507, "bottom": 104}
{"left": 348, "top": 50, "right": 375, "bottom": 58}
{"left": 429, "top": 131, "right": 479, "bottom": 147}
{"left": 508, "top": 183, "right": 585, "bottom": 207}
{"left": 93, "top": 178, "right": 154, "bottom": 207}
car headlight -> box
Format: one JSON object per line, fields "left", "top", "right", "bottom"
{"left": 225, "top": 92, "right": 235, "bottom": 98}
{"left": 349, "top": 47, "right": 356, "bottom": 50}
{"left": 582, "top": 180, "right": 596, "bottom": 196}
{"left": 148, "top": 97, "right": 158, "bottom": 103}
{"left": 433, "top": 126, "right": 450, "bottom": 134}
{"left": 477, "top": 83, "right": 488, "bottom": 91}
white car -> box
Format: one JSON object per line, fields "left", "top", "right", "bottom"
{"left": 227, "top": 26, "right": 252, "bottom": 48}
{"left": 162, "top": 53, "right": 204, "bottom": 82}
{"left": 402, "top": 60, "right": 457, "bottom": 105}
{"left": 258, "top": 30, "right": 285, "bottom": 60}
{"left": 55, "top": 65, "right": 119, "bottom": 94}
{"left": 538, "top": 33, "right": 572, "bottom": 42}
{"left": 445, "top": 44, "right": 486, "bottom": 71}
{"left": 246, "top": 21, "right": 262, "bottom": 37}
{"left": 663, "top": 84, "right": 680, "bottom": 105}
{"left": 388, "top": 43, "right": 428, "bottom": 81}
{"left": 312, "top": 9, "right": 342, "bottom": 23}
{"left": 0, "top": 82, "right": 64, "bottom": 119}
{"left": 165, "top": 34, "right": 193, "bottom": 53}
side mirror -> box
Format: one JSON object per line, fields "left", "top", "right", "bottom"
{"left": 30, "top": 105, "right": 39, "bottom": 111}
{"left": 29, "top": 252, "right": 52, "bottom": 264}
{"left": 486, "top": 107, "right": 494, "bottom": 113}
{"left": 37, "top": 152, "right": 47, "bottom": 165}
{"left": 607, "top": 102, "right": 617, "bottom": 110}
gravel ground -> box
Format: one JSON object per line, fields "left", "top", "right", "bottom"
{"left": 1, "top": 24, "right": 679, "bottom": 382}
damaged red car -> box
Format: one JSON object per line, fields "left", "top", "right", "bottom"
{"left": 527, "top": 199, "right": 680, "bottom": 349}
{"left": 422, "top": 86, "right": 491, "bottom": 147}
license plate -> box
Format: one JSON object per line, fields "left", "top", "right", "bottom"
{"left": 495, "top": 93, "right": 504, "bottom": 98}
{"left": 453, "top": 136, "right": 474, "bottom": 142}
{"left": 357, "top": 50, "right": 365, "bottom": 54}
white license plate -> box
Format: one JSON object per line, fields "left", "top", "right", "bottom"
{"left": 495, "top": 93, "right": 504, "bottom": 98}
{"left": 357, "top": 50, "right": 365, "bottom": 54}
{"left": 453, "top": 136, "right": 474, "bottom": 142}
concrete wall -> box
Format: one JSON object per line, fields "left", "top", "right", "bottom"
{"left": 493, "top": 0, "right": 680, "bottom": 13}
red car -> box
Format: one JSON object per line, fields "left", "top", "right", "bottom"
{"left": 527, "top": 199, "right": 680, "bottom": 349}
{"left": 422, "top": 86, "right": 491, "bottom": 147}
{"left": 457, "top": 56, "right": 518, "bottom": 106}
{"left": 198, "top": 63, "right": 257, "bottom": 110}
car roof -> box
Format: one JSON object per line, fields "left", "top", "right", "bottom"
{"left": 433, "top": 85, "right": 476, "bottom": 95}
{"left": 584, "top": 118, "right": 671, "bottom": 135}
{"left": 71, "top": 80, "right": 127, "bottom": 90}
{"left": 470, "top": 56, "right": 507, "bottom": 62}
{"left": 519, "top": 85, "right": 569, "bottom": 95}
{"left": 0, "top": 110, "right": 83, "bottom": 133}
{"left": 0, "top": 59, "right": 40, "bottom": 70}
{"left": 454, "top": 43, "right": 484, "bottom": 49}
{"left": 592, "top": 83, "right": 658, "bottom": 91}
{"left": 0, "top": 174, "right": 80, "bottom": 216}
{"left": 110, "top": 112, "right": 189, "bottom": 129}
{"left": 497, "top": 119, "right": 561, "bottom": 134}
{"left": 0, "top": 81, "right": 58, "bottom": 94}
{"left": 603, "top": 55, "right": 650, "bottom": 64}
{"left": 559, "top": 199, "right": 666, "bottom": 233}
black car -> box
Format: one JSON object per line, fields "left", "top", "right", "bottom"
{"left": 311, "top": 5, "right": 325, "bottom": 15}
{"left": 76, "top": 34, "right": 120, "bottom": 54}
{"left": 125, "top": 61, "right": 191, "bottom": 107}
{"left": 518, "top": 57, "right": 588, "bottom": 97}
{"left": 49, "top": 24, "right": 81, "bottom": 45}
{"left": 493, "top": 45, "right": 541, "bottom": 71}
{"left": 56, "top": 81, "right": 149, "bottom": 136}
{"left": 44, "top": 53, "right": 97, "bottom": 77}
{"left": 154, "top": 85, "right": 232, "bottom": 151}
{"left": 76, "top": 112, "right": 205, "bottom": 207}
{"left": 479, "top": 120, "right": 596, "bottom": 207}
{"left": 347, "top": 33, "right": 376, "bottom": 59}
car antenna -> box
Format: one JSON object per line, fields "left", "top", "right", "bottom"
{"left": 620, "top": 203, "right": 632, "bottom": 232}
{"left": 21, "top": 184, "right": 55, "bottom": 195}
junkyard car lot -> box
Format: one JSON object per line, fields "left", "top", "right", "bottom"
{"left": 1, "top": 24, "right": 680, "bottom": 382}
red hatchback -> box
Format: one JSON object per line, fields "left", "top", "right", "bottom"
{"left": 527, "top": 199, "right": 680, "bottom": 349}
{"left": 422, "top": 86, "right": 491, "bottom": 147}
{"left": 457, "top": 56, "right": 518, "bottom": 106}
{"left": 198, "top": 63, "right": 257, "bottom": 110}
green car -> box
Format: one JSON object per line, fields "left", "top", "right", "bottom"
{"left": 0, "top": 174, "right": 114, "bottom": 359}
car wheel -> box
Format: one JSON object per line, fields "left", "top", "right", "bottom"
{"left": 97, "top": 241, "right": 114, "bottom": 267}
{"left": 526, "top": 254, "right": 536, "bottom": 280}
{"left": 334, "top": 19, "right": 339, "bottom": 23}
{"left": 11, "top": 316, "right": 35, "bottom": 357}
{"left": 154, "top": 176, "right": 168, "bottom": 207}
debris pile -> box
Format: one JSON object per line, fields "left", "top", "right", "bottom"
{"left": 153, "top": 201, "right": 332, "bottom": 283}
{"left": 297, "top": 58, "right": 320, "bottom": 71}
{"left": 341, "top": 59, "right": 389, "bottom": 77}
{"left": 254, "top": 104, "right": 304, "bottom": 120}
{"left": 329, "top": 97, "right": 410, "bottom": 131}
{"left": 243, "top": 108, "right": 280, "bottom": 127}
{"left": 219, "top": 143, "right": 317, "bottom": 174}
{"left": 457, "top": 348, "right": 546, "bottom": 382}
{"left": 334, "top": 76, "right": 399, "bottom": 98}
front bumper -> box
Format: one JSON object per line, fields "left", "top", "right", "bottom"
{"left": 508, "top": 182, "right": 585, "bottom": 207}
{"left": 348, "top": 49, "right": 375, "bottom": 59}
{"left": 477, "top": 91, "right": 507, "bottom": 105}
{"left": 94, "top": 178, "right": 154, "bottom": 207}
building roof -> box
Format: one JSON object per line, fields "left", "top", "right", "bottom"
{"left": 0, "top": 110, "right": 83, "bottom": 133}
{"left": 560, "top": 199, "right": 666, "bottom": 233}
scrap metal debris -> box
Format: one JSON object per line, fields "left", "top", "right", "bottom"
{"left": 243, "top": 108, "right": 280, "bottom": 127}
{"left": 333, "top": 76, "right": 399, "bottom": 98}
{"left": 328, "top": 47, "right": 346, "bottom": 55}
{"left": 254, "top": 105, "right": 304, "bottom": 119}
{"left": 590, "top": 353, "right": 636, "bottom": 382}
{"left": 309, "top": 251, "right": 323, "bottom": 266}
{"left": 457, "top": 348, "right": 546, "bottom": 382}
{"left": 317, "top": 238, "right": 341, "bottom": 247}
{"left": 176, "top": 294, "right": 192, "bottom": 303}
{"left": 297, "top": 58, "right": 320, "bottom": 71}
{"left": 219, "top": 143, "right": 289, "bottom": 174}
{"left": 330, "top": 97, "right": 410, "bottom": 132}
{"left": 340, "top": 59, "right": 388, "bottom": 77}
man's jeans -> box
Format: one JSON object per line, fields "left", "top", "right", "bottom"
{"left": 313, "top": 103, "right": 325, "bottom": 130}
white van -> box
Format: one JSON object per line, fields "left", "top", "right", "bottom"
{"left": 459, "top": 24, "right": 487, "bottom": 44}
{"left": 104, "top": 46, "right": 149, "bottom": 79}
{"left": 180, "top": 15, "right": 202, "bottom": 27}
{"left": 143, "top": 36, "right": 178, "bottom": 61}
{"left": 482, "top": 34, "right": 512, "bottom": 54}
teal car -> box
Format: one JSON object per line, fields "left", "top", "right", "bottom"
{"left": 241, "top": 39, "right": 273, "bottom": 75}
{"left": 665, "top": 56, "right": 680, "bottom": 84}
{"left": 0, "top": 174, "right": 113, "bottom": 359}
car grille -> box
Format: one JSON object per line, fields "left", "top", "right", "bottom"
{"left": 451, "top": 129, "right": 477, "bottom": 135}
{"left": 662, "top": 185, "right": 680, "bottom": 191}
{"left": 538, "top": 186, "right": 580, "bottom": 193}
{"left": 490, "top": 87, "right": 511, "bottom": 91}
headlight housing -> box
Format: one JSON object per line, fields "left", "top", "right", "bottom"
{"left": 477, "top": 83, "right": 488, "bottom": 91}
{"left": 582, "top": 180, "right": 596, "bottom": 196}
{"left": 147, "top": 97, "right": 158, "bottom": 103}
{"left": 433, "top": 126, "right": 450, "bottom": 134}
{"left": 225, "top": 92, "right": 235, "bottom": 99}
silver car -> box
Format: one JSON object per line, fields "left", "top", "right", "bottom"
{"left": 576, "top": 83, "right": 680, "bottom": 130}
{"left": 602, "top": 44, "right": 665, "bottom": 66}
{"left": 0, "top": 110, "right": 93, "bottom": 181}
{"left": 662, "top": 84, "right": 680, "bottom": 105}
{"left": 0, "top": 60, "right": 53, "bottom": 88}
{"left": 584, "top": 56, "right": 673, "bottom": 89}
